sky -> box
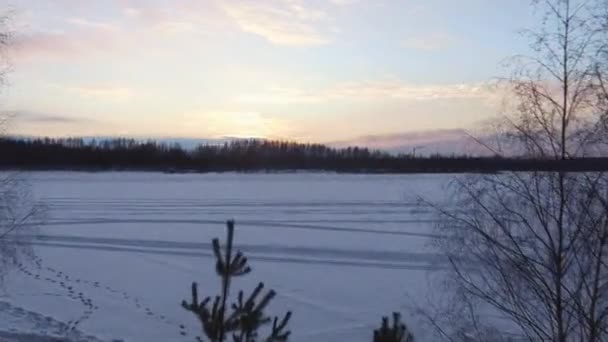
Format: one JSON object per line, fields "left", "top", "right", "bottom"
{"left": 1, "top": 0, "right": 537, "bottom": 146}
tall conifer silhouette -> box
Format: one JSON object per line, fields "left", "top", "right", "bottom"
{"left": 373, "top": 312, "right": 414, "bottom": 342}
{"left": 182, "top": 220, "right": 292, "bottom": 342}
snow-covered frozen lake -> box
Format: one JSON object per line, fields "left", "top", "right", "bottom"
{"left": 4, "top": 172, "right": 452, "bottom": 341}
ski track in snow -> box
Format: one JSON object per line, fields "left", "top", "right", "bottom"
{"left": 0, "top": 300, "right": 106, "bottom": 342}
{"left": 24, "top": 233, "right": 446, "bottom": 271}
{"left": 6, "top": 172, "right": 450, "bottom": 342}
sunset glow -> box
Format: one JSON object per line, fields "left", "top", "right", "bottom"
{"left": 4, "top": 0, "right": 535, "bottom": 146}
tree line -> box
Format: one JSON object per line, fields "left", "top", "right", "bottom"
{"left": 1, "top": 137, "right": 608, "bottom": 173}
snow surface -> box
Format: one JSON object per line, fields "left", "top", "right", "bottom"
{"left": 3, "top": 172, "right": 452, "bottom": 341}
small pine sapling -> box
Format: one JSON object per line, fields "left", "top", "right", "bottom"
{"left": 182, "top": 220, "right": 292, "bottom": 342}
{"left": 373, "top": 312, "right": 414, "bottom": 342}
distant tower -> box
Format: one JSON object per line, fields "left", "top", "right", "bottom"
{"left": 412, "top": 146, "right": 425, "bottom": 158}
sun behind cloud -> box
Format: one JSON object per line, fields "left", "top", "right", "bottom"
{"left": 181, "top": 111, "right": 283, "bottom": 139}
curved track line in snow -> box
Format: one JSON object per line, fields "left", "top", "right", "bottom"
{"left": 31, "top": 242, "right": 445, "bottom": 271}
{"left": 29, "top": 234, "right": 445, "bottom": 264}
{"left": 28, "top": 219, "right": 440, "bottom": 238}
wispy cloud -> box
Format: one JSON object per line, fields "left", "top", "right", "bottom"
{"left": 66, "top": 17, "right": 118, "bottom": 32}
{"left": 12, "top": 0, "right": 338, "bottom": 62}
{"left": 236, "top": 86, "right": 322, "bottom": 104}
{"left": 236, "top": 79, "right": 492, "bottom": 104}
{"left": 122, "top": 7, "right": 141, "bottom": 18}
{"left": 328, "top": 80, "right": 487, "bottom": 100}
{"left": 12, "top": 31, "right": 73, "bottom": 59}
{"left": 119, "top": 1, "right": 226, "bottom": 35}
{"left": 4, "top": 109, "right": 122, "bottom": 137}
{"left": 329, "top": 0, "right": 359, "bottom": 6}
{"left": 221, "top": 0, "right": 332, "bottom": 46}
{"left": 1, "top": 110, "right": 92, "bottom": 124}
{"left": 329, "top": 128, "right": 495, "bottom": 155}
{"left": 332, "top": 128, "right": 468, "bottom": 148}
{"left": 11, "top": 2, "right": 218, "bottom": 61}
{"left": 13, "top": 25, "right": 120, "bottom": 60}
{"left": 402, "top": 32, "right": 458, "bottom": 51}
{"left": 65, "top": 85, "right": 134, "bottom": 100}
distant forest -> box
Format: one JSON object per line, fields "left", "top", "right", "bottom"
{"left": 1, "top": 137, "right": 608, "bottom": 173}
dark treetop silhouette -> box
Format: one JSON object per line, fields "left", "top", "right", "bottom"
{"left": 2, "top": 137, "right": 608, "bottom": 173}
{"left": 181, "top": 220, "right": 291, "bottom": 342}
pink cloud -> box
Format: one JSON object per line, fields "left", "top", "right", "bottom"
{"left": 10, "top": 0, "right": 338, "bottom": 62}
{"left": 117, "top": 0, "right": 228, "bottom": 35}
{"left": 12, "top": 31, "right": 79, "bottom": 59}
{"left": 10, "top": 1, "right": 213, "bottom": 62}
{"left": 11, "top": 12, "right": 123, "bottom": 61}
{"left": 221, "top": 0, "right": 332, "bottom": 46}
{"left": 12, "top": 29, "right": 120, "bottom": 61}
{"left": 329, "top": 129, "right": 497, "bottom": 156}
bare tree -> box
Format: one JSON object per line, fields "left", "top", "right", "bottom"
{"left": 429, "top": 1, "right": 608, "bottom": 341}
{"left": 0, "top": 10, "right": 11, "bottom": 134}
{"left": 0, "top": 9, "right": 41, "bottom": 281}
